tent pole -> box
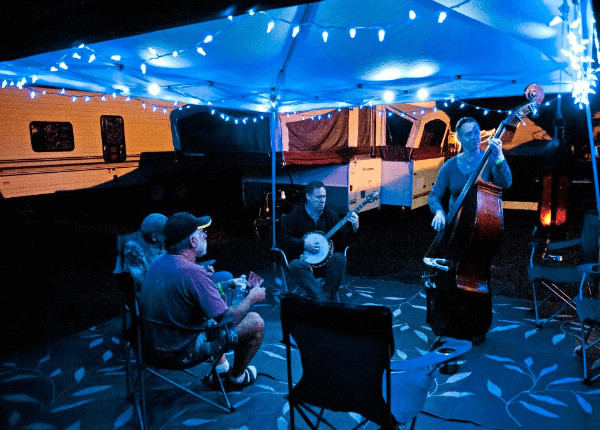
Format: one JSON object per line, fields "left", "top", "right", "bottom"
{"left": 584, "top": 104, "right": 600, "bottom": 216}
{"left": 270, "top": 109, "right": 279, "bottom": 249}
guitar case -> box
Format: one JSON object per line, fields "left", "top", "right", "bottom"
{"left": 425, "top": 268, "right": 492, "bottom": 341}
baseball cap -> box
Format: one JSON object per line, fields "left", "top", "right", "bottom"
{"left": 140, "top": 213, "right": 167, "bottom": 235}
{"left": 164, "top": 212, "right": 212, "bottom": 246}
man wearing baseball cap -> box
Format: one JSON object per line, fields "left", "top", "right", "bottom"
{"left": 118, "top": 213, "right": 167, "bottom": 287}
{"left": 141, "top": 212, "right": 266, "bottom": 390}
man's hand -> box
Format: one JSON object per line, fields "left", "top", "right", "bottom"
{"left": 431, "top": 210, "right": 446, "bottom": 232}
{"left": 303, "top": 239, "right": 320, "bottom": 254}
{"left": 488, "top": 138, "right": 505, "bottom": 163}
{"left": 247, "top": 285, "right": 266, "bottom": 304}
{"left": 349, "top": 211, "right": 359, "bottom": 232}
{"left": 230, "top": 277, "right": 247, "bottom": 289}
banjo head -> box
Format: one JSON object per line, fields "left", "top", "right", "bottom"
{"left": 301, "top": 231, "right": 332, "bottom": 266}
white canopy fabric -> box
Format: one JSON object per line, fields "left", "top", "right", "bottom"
{"left": 0, "top": 0, "right": 596, "bottom": 113}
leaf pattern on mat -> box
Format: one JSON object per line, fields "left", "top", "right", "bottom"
{"left": 3, "top": 280, "right": 599, "bottom": 430}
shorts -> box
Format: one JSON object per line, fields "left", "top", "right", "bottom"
{"left": 176, "top": 323, "right": 238, "bottom": 368}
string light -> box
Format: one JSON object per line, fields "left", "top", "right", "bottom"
{"left": 0, "top": 6, "right": 586, "bottom": 114}
{"left": 560, "top": 4, "right": 599, "bottom": 105}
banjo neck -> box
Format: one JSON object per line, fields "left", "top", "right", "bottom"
{"left": 324, "top": 195, "right": 373, "bottom": 239}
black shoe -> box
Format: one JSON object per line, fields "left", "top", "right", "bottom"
{"left": 225, "top": 365, "right": 257, "bottom": 391}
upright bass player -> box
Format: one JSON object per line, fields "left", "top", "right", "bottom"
{"left": 427, "top": 116, "right": 513, "bottom": 344}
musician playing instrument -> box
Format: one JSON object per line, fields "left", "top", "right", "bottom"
{"left": 429, "top": 117, "right": 513, "bottom": 232}
{"left": 278, "top": 181, "right": 359, "bottom": 301}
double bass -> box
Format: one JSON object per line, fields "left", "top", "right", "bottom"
{"left": 423, "top": 84, "right": 544, "bottom": 340}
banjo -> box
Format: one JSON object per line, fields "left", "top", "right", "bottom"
{"left": 300, "top": 192, "right": 379, "bottom": 267}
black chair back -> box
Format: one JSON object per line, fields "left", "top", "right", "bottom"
{"left": 281, "top": 293, "right": 394, "bottom": 427}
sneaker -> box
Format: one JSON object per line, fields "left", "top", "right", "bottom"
{"left": 226, "top": 365, "right": 257, "bottom": 391}
{"left": 215, "top": 358, "right": 230, "bottom": 375}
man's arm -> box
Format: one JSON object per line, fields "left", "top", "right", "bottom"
{"left": 224, "top": 286, "right": 266, "bottom": 324}
{"left": 492, "top": 158, "right": 512, "bottom": 189}
{"left": 277, "top": 208, "right": 306, "bottom": 258}
{"left": 429, "top": 162, "right": 451, "bottom": 231}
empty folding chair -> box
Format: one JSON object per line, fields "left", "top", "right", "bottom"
{"left": 280, "top": 293, "right": 471, "bottom": 429}
{"left": 528, "top": 212, "right": 600, "bottom": 327}
{"left": 575, "top": 262, "right": 600, "bottom": 383}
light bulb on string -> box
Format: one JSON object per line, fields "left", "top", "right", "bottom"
{"left": 292, "top": 26, "right": 300, "bottom": 37}
{"left": 322, "top": 31, "right": 328, "bottom": 43}
{"left": 349, "top": 28, "right": 356, "bottom": 38}
{"left": 267, "top": 21, "right": 274, "bottom": 33}
{"left": 378, "top": 29, "right": 385, "bottom": 42}
{"left": 438, "top": 12, "right": 447, "bottom": 24}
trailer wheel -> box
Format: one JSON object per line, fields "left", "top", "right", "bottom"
{"left": 172, "top": 181, "right": 188, "bottom": 201}
{"left": 150, "top": 183, "right": 167, "bottom": 201}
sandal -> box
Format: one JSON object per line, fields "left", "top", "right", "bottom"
{"left": 226, "top": 365, "right": 257, "bottom": 390}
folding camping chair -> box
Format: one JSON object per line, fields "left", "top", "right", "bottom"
{"left": 115, "top": 271, "right": 235, "bottom": 429}
{"left": 575, "top": 262, "right": 600, "bottom": 383}
{"left": 272, "top": 214, "right": 352, "bottom": 301}
{"left": 280, "top": 293, "right": 471, "bottom": 429}
{"left": 528, "top": 212, "right": 600, "bottom": 327}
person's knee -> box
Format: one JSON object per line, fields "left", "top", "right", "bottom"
{"left": 329, "top": 252, "right": 346, "bottom": 265}
{"left": 237, "top": 311, "right": 264, "bottom": 338}
{"left": 289, "top": 259, "right": 311, "bottom": 274}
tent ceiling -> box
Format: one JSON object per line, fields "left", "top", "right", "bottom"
{"left": 0, "top": 0, "right": 596, "bottom": 112}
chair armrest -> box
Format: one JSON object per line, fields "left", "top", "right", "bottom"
{"left": 546, "top": 237, "right": 582, "bottom": 251}
{"left": 272, "top": 247, "right": 291, "bottom": 268}
{"left": 391, "top": 338, "right": 472, "bottom": 372}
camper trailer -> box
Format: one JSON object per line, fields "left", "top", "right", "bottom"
{"left": 170, "top": 103, "right": 452, "bottom": 216}
{"left": 0, "top": 86, "right": 176, "bottom": 199}
{"left": 243, "top": 103, "right": 451, "bottom": 214}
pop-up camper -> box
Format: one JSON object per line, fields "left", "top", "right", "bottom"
{"left": 0, "top": 87, "right": 176, "bottom": 199}
{"left": 170, "top": 102, "right": 451, "bottom": 215}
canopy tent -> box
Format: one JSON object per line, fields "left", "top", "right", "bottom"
{"left": 0, "top": 0, "right": 598, "bottom": 227}
{"left": 0, "top": 0, "right": 596, "bottom": 111}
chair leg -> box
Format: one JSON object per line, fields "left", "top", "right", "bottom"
{"left": 581, "top": 321, "right": 589, "bottom": 381}
{"left": 531, "top": 281, "right": 542, "bottom": 326}
{"left": 532, "top": 280, "right": 577, "bottom": 328}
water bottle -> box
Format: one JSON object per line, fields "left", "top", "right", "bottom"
{"left": 232, "top": 275, "right": 247, "bottom": 306}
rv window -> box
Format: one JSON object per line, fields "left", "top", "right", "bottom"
{"left": 386, "top": 113, "right": 413, "bottom": 147}
{"left": 101, "top": 115, "right": 126, "bottom": 162}
{"left": 30, "top": 122, "right": 74, "bottom": 152}
{"left": 420, "top": 119, "right": 447, "bottom": 148}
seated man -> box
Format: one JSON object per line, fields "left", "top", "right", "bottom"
{"left": 140, "top": 212, "right": 265, "bottom": 389}
{"left": 278, "top": 181, "right": 359, "bottom": 301}
{"left": 119, "top": 213, "right": 168, "bottom": 287}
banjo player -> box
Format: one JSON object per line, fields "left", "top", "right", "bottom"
{"left": 278, "top": 181, "right": 359, "bottom": 301}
